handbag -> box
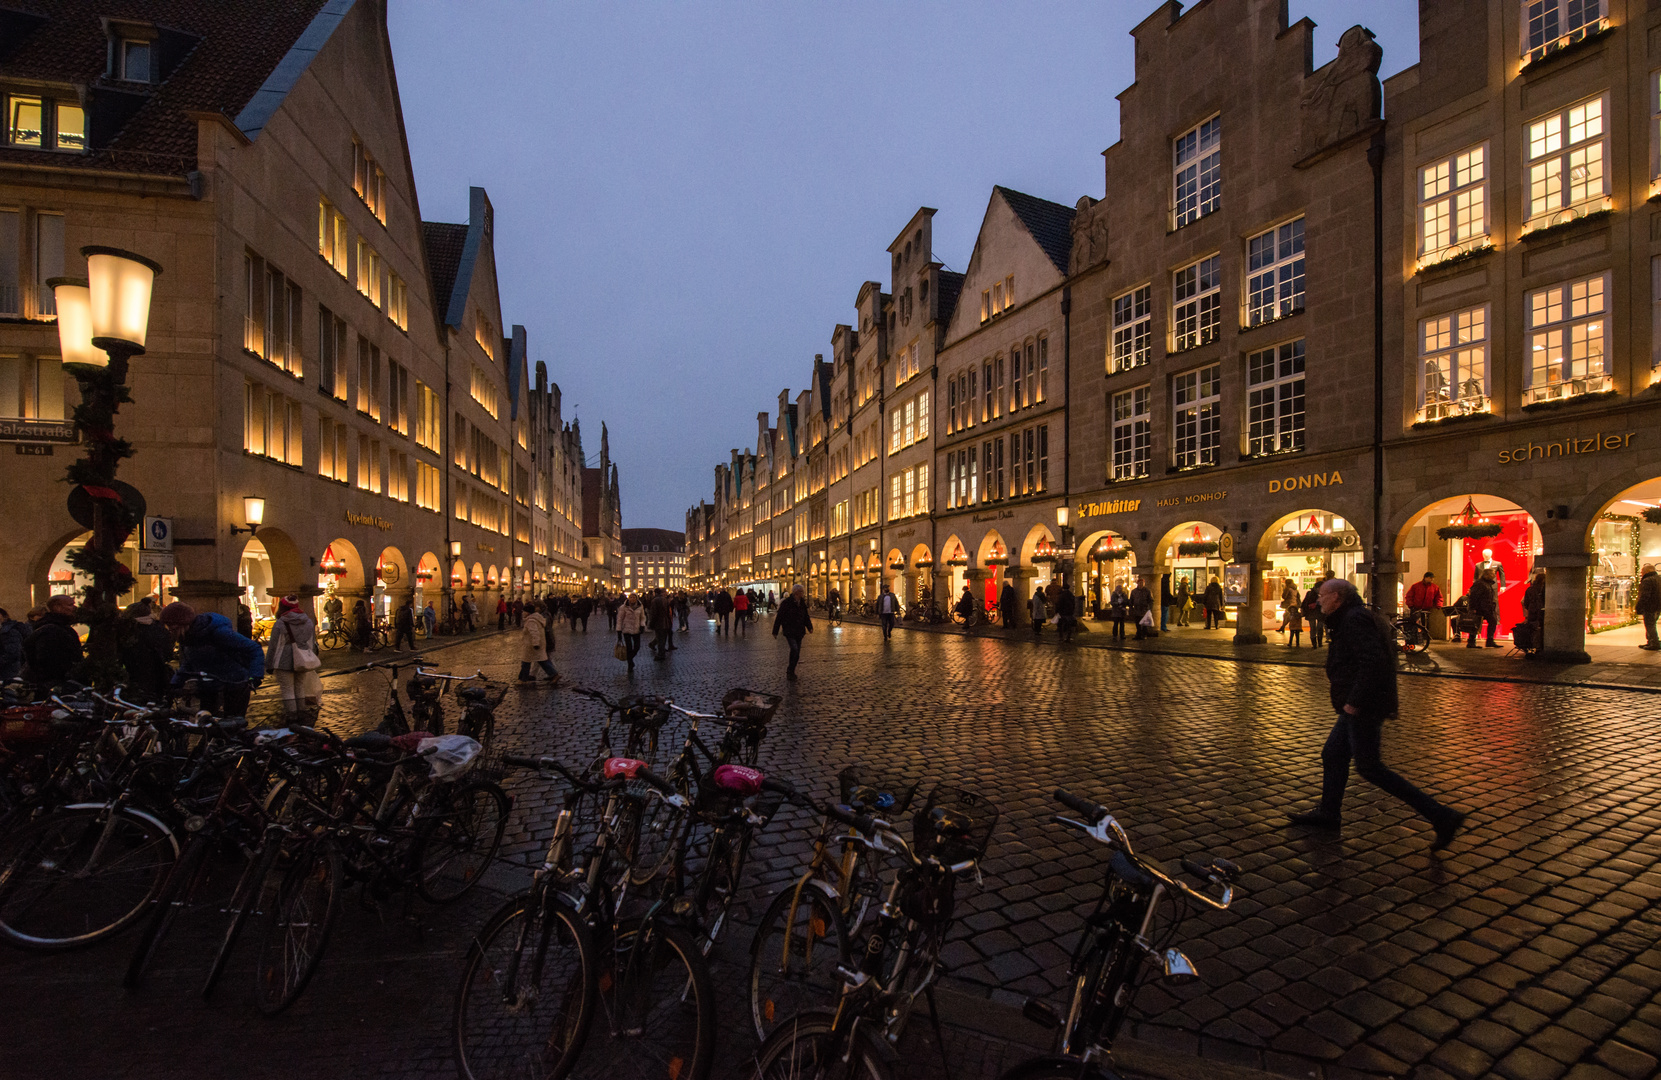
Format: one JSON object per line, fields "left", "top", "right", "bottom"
{"left": 614, "top": 640, "right": 629, "bottom": 662}
{"left": 291, "top": 640, "right": 321, "bottom": 671}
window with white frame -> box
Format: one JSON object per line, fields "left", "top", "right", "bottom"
{"left": 1246, "top": 219, "right": 1304, "bottom": 326}
{"left": 1419, "top": 145, "right": 1488, "bottom": 261}
{"left": 1419, "top": 306, "right": 1490, "bottom": 421}
{"left": 1173, "top": 116, "right": 1221, "bottom": 228}
{"left": 1525, "top": 273, "right": 1609, "bottom": 404}
{"left": 1172, "top": 363, "right": 1220, "bottom": 469}
{"left": 1112, "top": 285, "right": 1153, "bottom": 372}
{"left": 1526, "top": 94, "right": 1608, "bottom": 227}
{"left": 1246, "top": 340, "right": 1305, "bottom": 455}
{"left": 1111, "top": 386, "right": 1151, "bottom": 481}
{"left": 1172, "top": 255, "right": 1221, "bottom": 351}
{"left": 1523, "top": 0, "right": 1605, "bottom": 66}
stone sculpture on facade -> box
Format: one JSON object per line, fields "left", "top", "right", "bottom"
{"left": 1069, "top": 196, "right": 1109, "bottom": 275}
{"left": 1296, "top": 25, "right": 1382, "bottom": 161}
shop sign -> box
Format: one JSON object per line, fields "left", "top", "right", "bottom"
{"left": 478, "top": 542, "right": 496, "bottom": 554}
{"left": 894, "top": 527, "right": 917, "bottom": 538}
{"left": 345, "top": 511, "right": 393, "bottom": 530}
{"left": 1076, "top": 498, "right": 1140, "bottom": 518}
{"left": 1220, "top": 533, "right": 1235, "bottom": 562}
{"left": 137, "top": 551, "right": 175, "bottom": 576}
{"left": 971, "top": 510, "right": 1015, "bottom": 522}
{"left": 1155, "top": 490, "right": 1228, "bottom": 508}
{"left": 1267, "top": 472, "right": 1342, "bottom": 494}
{"left": 0, "top": 418, "right": 76, "bottom": 443}
{"left": 1498, "top": 431, "right": 1633, "bottom": 464}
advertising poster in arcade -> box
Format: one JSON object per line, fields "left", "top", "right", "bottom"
{"left": 1460, "top": 512, "right": 1534, "bottom": 635}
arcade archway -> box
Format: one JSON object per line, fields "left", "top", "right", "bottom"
{"left": 1076, "top": 529, "right": 1136, "bottom": 617}
{"left": 1255, "top": 510, "right": 1362, "bottom": 635}
{"left": 1153, "top": 521, "right": 1228, "bottom": 630}
{"left": 1396, "top": 494, "right": 1541, "bottom": 641}
{"left": 1585, "top": 479, "right": 1661, "bottom": 642}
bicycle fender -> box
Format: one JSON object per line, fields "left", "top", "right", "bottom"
{"left": 63, "top": 802, "right": 182, "bottom": 856}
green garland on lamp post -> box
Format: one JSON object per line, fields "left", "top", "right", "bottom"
{"left": 49, "top": 248, "right": 162, "bottom": 689}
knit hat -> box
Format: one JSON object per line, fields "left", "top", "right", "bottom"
{"left": 277, "top": 595, "right": 301, "bottom": 615}
{"left": 159, "top": 601, "right": 197, "bottom": 628}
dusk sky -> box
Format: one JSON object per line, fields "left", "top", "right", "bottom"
{"left": 388, "top": 1, "right": 1420, "bottom": 532}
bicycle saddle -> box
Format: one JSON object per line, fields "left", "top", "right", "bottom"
{"left": 345, "top": 731, "right": 392, "bottom": 751}
{"left": 457, "top": 686, "right": 489, "bottom": 703}
{"left": 603, "top": 757, "right": 648, "bottom": 780}
{"left": 712, "top": 763, "right": 764, "bottom": 796}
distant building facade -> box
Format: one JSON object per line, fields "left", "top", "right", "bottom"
{"left": 621, "top": 528, "right": 686, "bottom": 593}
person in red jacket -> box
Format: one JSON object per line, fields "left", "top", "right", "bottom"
{"left": 1403, "top": 572, "right": 1443, "bottom": 613}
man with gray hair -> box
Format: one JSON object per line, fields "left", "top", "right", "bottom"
{"left": 1289, "top": 578, "right": 1465, "bottom": 850}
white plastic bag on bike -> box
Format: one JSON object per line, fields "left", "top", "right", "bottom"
{"left": 418, "top": 734, "right": 481, "bottom": 779}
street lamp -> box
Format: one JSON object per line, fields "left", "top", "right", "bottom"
{"left": 450, "top": 541, "right": 462, "bottom": 557}
{"left": 49, "top": 246, "right": 161, "bottom": 686}
{"left": 1056, "top": 505, "right": 1076, "bottom": 589}
{"left": 230, "top": 496, "right": 265, "bottom": 536}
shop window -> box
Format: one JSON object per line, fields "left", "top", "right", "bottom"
{"left": 1419, "top": 306, "right": 1490, "bottom": 421}
{"left": 0, "top": 355, "right": 65, "bottom": 420}
{"left": 1525, "top": 94, "right": 1608, "bottom": 230}
{"left": 1245, "top": 218, "right": 1305, "bottom": 326}
{"left": 1419, "top": 145, "right": 1488, "bottom": 264}
{"left": 1172, "top": 255, "right": 1221, "bottom": 351}
{"left": 1524, "top": 273, "right": 1609, "bottom": 405}
{"left": 1112, "top": 285, "right": 1153, "bottom": 373}
{"left": 1172, "top": 363, "right": 1221, "bottom": 469}
{"left": 1111, "top": 386, "right": 1151, "bottom": 480}
{"left": 1522, "top": 0, "right": 1605, "bottom": 67}
{"left": 1173, "top": 115, "right": 1221, "bottom": 228}
{"left": 1246, "top": 339, "right": 1305, "bottom": 455}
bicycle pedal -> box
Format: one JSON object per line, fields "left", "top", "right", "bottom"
{"left": 1022, "top": 998, "right": 1062, "bottom": 1030}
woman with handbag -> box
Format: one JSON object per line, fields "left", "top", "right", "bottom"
{"left": 616, "top": 593, "right": 645, "bottom": 670}
{"left": 265, "top": 595, "right": 322, "bottom": 722}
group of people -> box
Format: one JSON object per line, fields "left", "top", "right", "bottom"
{"left": 703, "top": 586, "right": 769, "bottom": 636}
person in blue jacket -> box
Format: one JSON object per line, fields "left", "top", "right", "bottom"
{"left": 160, "top": 601, "right": 264, "bottom": 717}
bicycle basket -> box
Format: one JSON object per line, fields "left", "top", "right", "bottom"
{"left": 913, "top": 785, "right": 999, "bottom": 866}
{"left": 720, "top": 688, "right": 781, "bottom": 727}
{"left": 0, "top": 705, "right": 61, "bottom": 750}
{"left": 899, "top": 867, "right": 956, "bottom": 926}
{"left": 837, "top": 765, "right": 919, "bottom": 817}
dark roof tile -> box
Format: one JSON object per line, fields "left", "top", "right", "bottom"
{"left": 422, "top": 221, "right": 468, "bottom": 320}
{"left": 995, "top": 186, "right": 1076, "bottom": 275}
{"left": 936, "top": 270, "right": 965, "bottom": 327}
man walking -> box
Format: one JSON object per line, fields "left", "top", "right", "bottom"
{"left": 1129, "top": 576, "right": 1153, "bottom": 640}
{"left": 714, "top": 587, "right": 734, "bottom": 635}
{"left": 647, "top": 588, "right": 673, "bottom": 660}
{"left": 876, "top": 584, "right": 900, "bottom": 641}
{"left": 393, "top": 595, "right": 417, "bottom": 652}
{"left": 773, "top": 583, "right": 813, "bottom": 680}
{"left": 1467, "top": 569, "right": 1500, "bottom": 648}
{"left": 1638, "top": 564, "right": 1661, "bottom": 651}
{"left": 1289, "top": 579, "right": 1464, "bottom": 850}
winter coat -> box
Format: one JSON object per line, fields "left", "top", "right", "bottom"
{"left": 265, "top": 611, "right": 318, "bottom": 672}
{"left": 647, "top": 595, "right": 673, "bottom": 632}
{"left": 1522, "top": 578, "right": 1545, "bottom": 622}
{"left": 1403, "top": 580, "right": 1444, "bottom": 611}
{"left": 1467, "top": 578, "right": 1499, "bottom": 619}
{"left": 617, "top": 601, "right": 645, "bottom": 635}
{"left": 1128, "top": 586, "right": 1152, "bottom": 618}
{"left": 520, "top": 612, "right": 549, "bottom": 662}
{"left": 1029, "top": 592, "right": 1048, "bottom": 623}
{"left": 877, "top": 592, "right": 900, "bottom": 615}
{"left": 1638, "top": 570, "right": 1661, "bottom": 617}
{"left": 1324, "top": 598, "right": 1398, "bottom": 720}
{"left": 1302, "top": 588, "right": 1323, "bottom": 624}
{"left": 178, "top": 612, "right": 264, "bottom": 684}
{"left": 119, "top": 618, "right": 175, "bottom": 701}
{"left": 713, "top": 590, "right": 734, "bottom": 614}
{"left": 1204, "top": 582, "right": 1225, "bottom": 612}
{"left": 0, "top": 618, "right": 25, "bottom": 682}
{"left": 773, "top": 595, "right": 813, "bottom": 639}
{"left": 1109, "top": 587, "right": 1129, "bottom": 617}
{"left": 999, "top": 584, "right": 1020, "bottom": 626}
{"left": 1056, "top": 588, "right": 1077, "bottom": 619}
{"left": 1160, "top": 575, "right": 1174, "bottom": 606}
{"left": 395, "top": 604, "right": 415, "bottom": 632}
{"left": 22, "top": 612, "right": 81, "bottom": 686}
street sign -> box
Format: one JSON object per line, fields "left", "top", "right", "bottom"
{"left": 66, "top": 481, "right": 146, "bottom": 531}
{"left": 137, "top": 551, "right": 175, "bottom": 576}
{"left": 1220, "top": 532, "right": 1235, "bottom": 562}
{"left": 142, "top": 516, "right": 174, "bottom": 552}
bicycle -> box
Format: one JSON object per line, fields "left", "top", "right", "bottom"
{"left": 751, "top": 784, "right": 999, "bottom": 1080}
{"left": 1392, "top": 608, "right": 1432, "bottom": 655}
{"left": 452, "top": 752, "right": 714, "bottom": 1080}
{"left": 998, "top": 789, "right": 1239, "bottom": 1080}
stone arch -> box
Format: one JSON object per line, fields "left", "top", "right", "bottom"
{"left": 450, "top": 559, "right": 467, "bottom": 589}
{"left": 470, "top": 561, "right": 485, "bottom": 589}
{"left": 414, "top": 551, "right": 441, "bottom": 590}
{"left": 319, "top": 538, "right": 365, "bottom": 590}
{"left": 1394, "top": 493, "right": 1541, "bottom": 641}
{"left": 247, "top": 526, "right": 306, "bottom": 601}
{"left": 1253, "top": 509, "right": 1363, "bottom": 638}
{"left": 30, "top": 526, "right": 91, "bottom": 606}
{"left": 975, "top": 529, "right": 1007, "bottom": 567}
{"left": 1018, "top": 524, "right": 1055, "bottom": 564}
{"left": 1581, "top": 477, "right": 1661, "bottom": 640}
{"left": 236, "top": 537, "right": 276, "bottom": 618}
{"left": 1075, "top": 527, "right": 1137, "bottom": 614}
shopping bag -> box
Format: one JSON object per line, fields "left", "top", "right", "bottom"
{"left": 614, "top": 641, "right": 629, "bottom": 662}
{"left": 1138, "top": 610, "right": 1154, "bottom": 629}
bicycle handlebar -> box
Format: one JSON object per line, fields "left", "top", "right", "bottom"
{"left": 1055, "top": 788, "right": 1107, "bottom": 825}
{"left": 823, "top": 801, "right": 878, "bottom": 835}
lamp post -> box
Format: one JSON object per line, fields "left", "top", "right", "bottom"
{"left": 1056, "top": 505, "right": 1075, "bottom": 589}
{"left": 49, "top": 246, "right": 161, "bottom": 686}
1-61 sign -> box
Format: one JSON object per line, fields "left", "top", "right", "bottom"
{"left": 142, "top": 517, "right": 173, "bottom": 552}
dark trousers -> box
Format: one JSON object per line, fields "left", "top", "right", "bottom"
{"left": 622, "top": 632, "right": 642, "bottom": 665}
{"left": 1204, "top": 607, "right": 1222, "bottom": 630}
{"left": 880, "top": 613, "right": 896, "bottom": 639}
{"left": 652, "top": 628, "right": 670, "bottom": 657}
{"left": 1134, "top": 614, "right": 1150, "bottom": 640}
{"left": 1111, "top": 615, "right": 1126, "bottom": 639}
{"left": 784, "top": 633, "right": 803, "bottom": 672}
{"left": 519, "top": 659, "right": 556, "bottom": 680}
{"left": 498, "top": 613, "right": 507, "bottom": 631}
{"left": 1309, "top": 619, "right": 1324, "bottom": 647}
{"left": 201, "top": 682, "right": 252, "bottom": 719}
{"left": 736, "top": 613, "right": 748, "bottom": 636}
{"left": 1319, "top": 712, "right": 1449, "bottom": 824}
{"left": 1467, "top": 615, "right": 1497, "bottom": 646}
{"left": 394, "top": 627, "right": 415, "bottom": 651}
{"left": 1644, "top": 613, "right": 1659, "bottom": 647}
{"left": 580, "top": 616, "right": 589, "bottom": 632}
{"left": 718, "top": 612, "right": 730, "bottom": 634}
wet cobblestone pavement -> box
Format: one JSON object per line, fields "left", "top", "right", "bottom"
{"left": 5, "top": 614, "right": 1661, "bottom": 1080}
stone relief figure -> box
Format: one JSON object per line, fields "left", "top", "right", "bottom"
{"left": 1297, "top": 25, "right": 1382, "bottom": 160}
{"left": 1069, "top": 196, "right": 1108, "bottom": 275}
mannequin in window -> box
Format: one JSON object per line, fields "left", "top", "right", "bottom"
{"left": 1474, "top": 547, "right": 1506, "bottom": 590}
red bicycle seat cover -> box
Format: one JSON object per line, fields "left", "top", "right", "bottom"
{"left": 604, "top": 757, "right": 648, "bottom": 780}
{"left": 713, "top": 763, "right": 764, "bottom": 796}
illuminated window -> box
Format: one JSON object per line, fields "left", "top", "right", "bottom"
{"left": 1246, "top": 219, "right": 1304, "bottom": 326}
{"left": 356, "top": 239, "right": 382, "bottom": 307}
{"left": 1526, "top": 94, "right": 1608, "bottom": 226}
{"left": 1172, "top": 363, "right": 1221, "bottom": 469}
{"left": 1419, "top": 306, "right": 1489, "bottom": 421}
{"left": 243, "top": 381, "right": 303, "bottom": 466}
{"left": 1173, "top": 116, "right": 1221, "bottom": 228}
{"left": 1523, "top": 0, "right": 1604, "bottom": 66}
{"left": 318, "top": 200, "right": 348, "bottom": 276}
{"left": 1525, "top": 273, "right": 1610, "bottom": 404}
{"left": 55, "top": 104, "right": 84, "bottom": 152}
{"left": 1419, "top": 146, "right": 1487, "bottom": 260}
{"left": 1172, "top": 255, "right": 1221, "bottom": 351}
{"left": 417, "top": 462, "right": 440, "bottom": 510}
{"left": 1246, "top": 340, "right": 1305, "bottom": 455}
{"left": 1112, "top": 286, "right": 1152, "bottom": 373}
{"left": 318, "top": 418, "right": 348, "bottom": 482}
{"left": 352, "top": 140, "right": 387, "bottom": 223}
{"left": 388, "top": 272, "right": 407, "bottom": 330}
{"left": 1111, "top": 386, "right": 1150, "bottom": 481}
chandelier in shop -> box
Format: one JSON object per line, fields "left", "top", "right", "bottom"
{"left": 1436, "top": 498, "right": 1503, "bottom": 540}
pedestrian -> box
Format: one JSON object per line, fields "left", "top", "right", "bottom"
{"left": 876, "top": 583, "right": 900, "bottom": 640}
{"left": 675, "top": 592, "right": 690, "bottom": 633}
{"left": 1160, "top": 574, "right": 1175, "bottom": 632}
{"left": 1638, "top": 564, "right": 1661, "bottom": 651}
{"left": 0, "top": 605, "right": 25, "bottom": 683}
{"left": 496, "top": 596, "right": 508, "bottom": 632}
{"left": 161, "top": 601, "right": 263, "bottom": 718}
{"left": 956, "top": 585, "right": 976, "bottom": 623}
{"left": 264, "top": 595, "right": 322, "bottom": 722}
{"left": 117, "top": 600, "right": 175, "bottom": 703}
{"left": 1129, "top": 576, "right": 1153, "bottom": 640}
{"left": 511, "top": 597, "right": 524, "bottom": 628}
{"left": 999, "top": 579, "right": 1020, "bottom": 630}
{"left": 1289, "top": 578, "right": 1465, "bottom": 850}
{"left": 733, "top": 589, "right": 750, "bottom": 636}
{"left": 1202, "top": 577, "right": 1225, "bottom": 630}
{"left": 22, "top": 594, "right": 81, "bottom": 688}
{"left": 236, "top": 602, "right": 254, "bottom": 640}
{"left": 518, "top": 601, "right": 558, "bottom": 682}
{"left": 1056, "top": 581, "right": 1078, "bottom": 643}
{"left": 1174, "top": 578, "right": 1192, "bottom": 627}
{"left": 578, "top": 595, "right": 593, "bottom": 632}
{"left": 422, "top": 600, "right": 437, "bottom": 637}
{"left": 714, "top": 587, "right": 733, "bottom": 634}
{"left": 617, "top": 593, "right": 645, "bottom": 669}
{"left": 1403, "top": 572, "right": 1444, "bottom": 617}
{"left": 1467, "top": 570, "right": 1500, "bottom": 648}
{"left": 1285, "top": 590, "right": 1304, "bottom": 647}
{"left": 1278, "top": 579, "right": 1300, "bottom": 634}
{"left": 387, "top": 595, "right": 414, "bottom": 652}
{"left": 1108, "top": 582, "right": 1129, "bottom": 639}
{"left": 323, "top": 593, "right": 344, "bottom": 633}
{"left": 1303, "top": 584, "right": 1325, "bottom": 648}
{"left": 350, "top": 598, "right": 373, "bottom": 651}
{"left": 607, "top": 595, "right": 621, "bottom": 631}
{"left": 1029, "top": 587, "right": 1048, "bottom": 637}
{"left": 1522, "top": 570, "right": 1545, "bottom": 644}
{"left": 462, "top": 594, "right": 478, "bottom": 632}
{"left": 648, "top": 588, "right": 673, "bottom": 659}
{"left": 773, "top": 583, "right": 813, "bottom": 680}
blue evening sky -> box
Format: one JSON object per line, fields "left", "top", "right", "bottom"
{"left": 388, "top": 1, "right": 1420, "bottom": 531}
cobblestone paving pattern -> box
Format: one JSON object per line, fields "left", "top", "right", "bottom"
{"left": 4, "top": 616, "right": 1661, "bottom": 1080}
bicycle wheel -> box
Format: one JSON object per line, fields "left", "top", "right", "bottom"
{"left": 202, "top": 836, "right": 283, "bottom": 998}
{"left": 748, "top": 881, "right": 852, "bottom": 1039}
{"left": 995, "top": 1056, "right": 1119, "bottom": 1080}
{"left": 254, "top": 839, "right": 341, "bottom": 1014}
{"left": 569, "top": 919, "right": 715, "bottom": 1080}
{"left": 622, "top": 796, "right": 687, "bottom": 888}
{"left": 416, "top": 780, "right": 510, "bottom": 904}
{"left": 454, "top": 891, "right": 595, "bottom": 1080}
{"left": 123, "top": 831, "right": 212, "bottom": 987}
{"left": 752, "top": 1008, "right": 892, "bottom": 1080}
{"left": 0, "top": 804, "right": 178, "bottom": 950}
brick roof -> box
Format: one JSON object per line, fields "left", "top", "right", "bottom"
{"left": 621, "top": 528, "right": 684, "bottom": 553}
{"left": 421, "top": 221, "right": 467, "bottom": 321}
{"left": 0, "top": 0, "right": 328, "bottom": 177}
{"left": 996, "top": 186, "right": 1076, "bottom": 275}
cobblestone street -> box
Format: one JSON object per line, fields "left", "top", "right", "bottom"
{"left": 5, "top": 615, "right": 1661, "bottom": 1080}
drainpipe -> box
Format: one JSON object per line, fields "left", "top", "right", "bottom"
{"left": 1367, "top": 133, "right": 1386, "bottom": 605}
{"left": 1061, "top": 285, "right": 1073, "bottom": 589}
{"left": 442, "top": 339, "right": 453, "bottom": 618}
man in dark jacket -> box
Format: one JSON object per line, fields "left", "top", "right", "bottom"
{"left": 1290, "top": 579, "right": 1464, "bottom": 850}
{"left": 1638, "top": 564, "right": 1661, "bottom": 651}
{"left": 713, "top": 588, "right": 734, "bottom": 635}
{"left": 1160, "top": 574, "right": 1174, "bottom": 632}
{"left": 998, "top": 580, "right": 1020, "bottom": 630}
{"left": 647, "top": 589, "right": 673, "bottom": 659}
{"left": 0, "top": 606, "right": 26, "bottom": 683}
{"left": 22, "top": 594, "right": 81, "bottom": 687}
{"left": 1128, "top": 577, "right": 1153, "bottom": 640}
{"left": 162, "top": 602, "right": 264, "bottom": 718}
{"left": 118, "top": 601, "right": 175, "bottom": 703}
{"left": 773, "top": 583, "right": 813, "bottom": 680}
{"left": 1466, "top": 570, "right": 1500, "bottom": 648}
{"left": 1056, "top": 583, "right": 1078, "bottom": 643}
{"left": 393, "top": 597, "right": 417, "bottom": 652}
